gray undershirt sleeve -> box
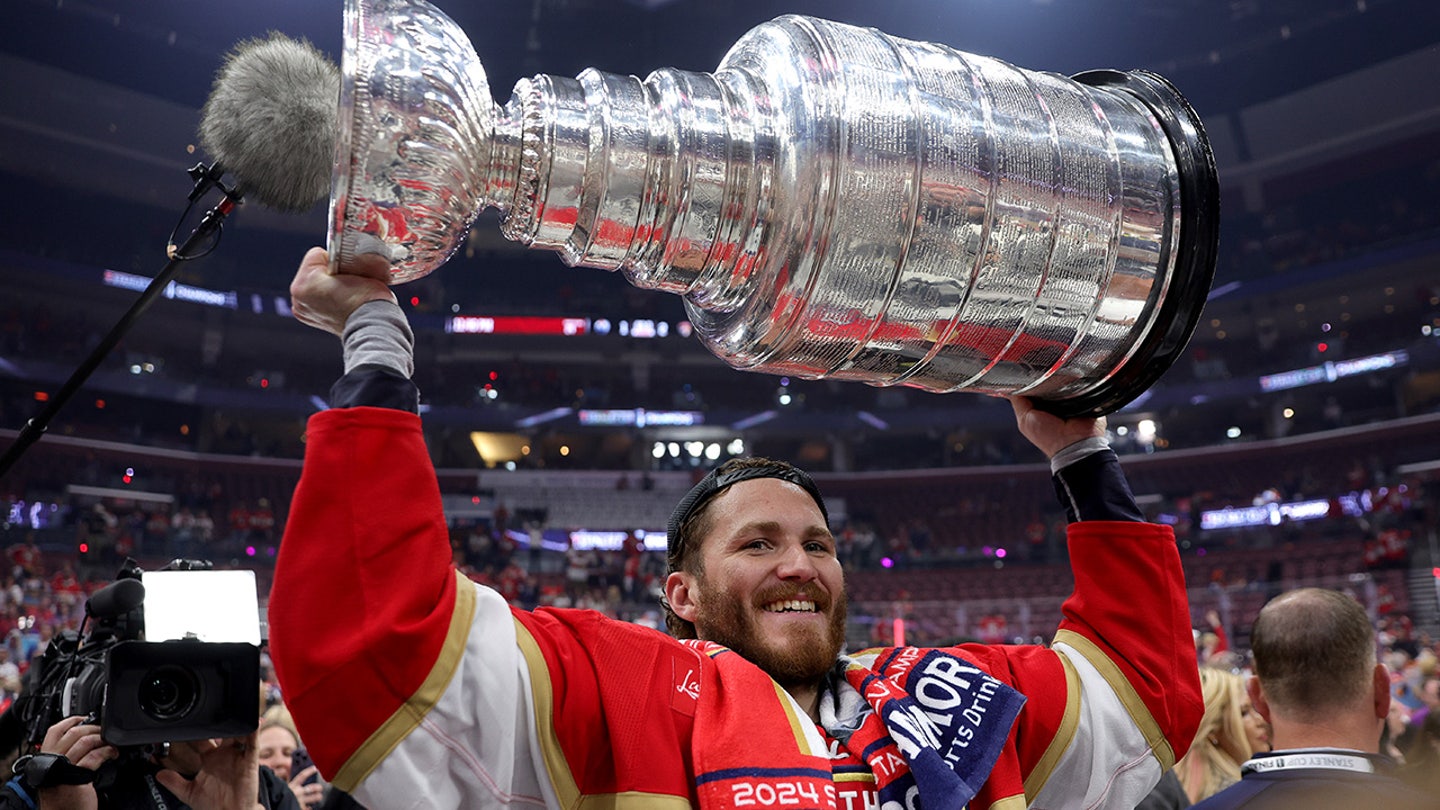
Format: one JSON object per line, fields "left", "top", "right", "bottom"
{"left": 341, "top": 299, "right": 414, "bottom": 379}
{"left": 1049, "top": 435, "right": 1111, "bottom": 474}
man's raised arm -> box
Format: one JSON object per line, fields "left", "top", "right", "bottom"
{"left": 1003, "top": 396, "right": 1202, "bottom": 809}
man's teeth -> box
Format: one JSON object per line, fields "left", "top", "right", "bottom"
{"left": 764, "top": 600, "right": 817, "bottom": 613}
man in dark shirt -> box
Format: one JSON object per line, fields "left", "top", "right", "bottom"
{"left": 1191, "top": 588, "right": 1432, "bottom": 809}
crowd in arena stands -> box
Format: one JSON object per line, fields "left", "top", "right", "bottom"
{"left": 0, "top": 444, "right": 1435, "bottom": 804}
{"left": 3, "top": 531, "right": 1439, "bottom": 805}
{"left": 49, "top": 495, "right": 281, "bottom": 575}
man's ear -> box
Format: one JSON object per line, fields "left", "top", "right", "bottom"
{"left": 665, "top": 571, "right": 699, "bottom": 624}
{"left": 1373, "top": 663, "right": 1392, "bottom": 720}
{"left": 1247, "top": 675, "right": 1272, "bottom": 724}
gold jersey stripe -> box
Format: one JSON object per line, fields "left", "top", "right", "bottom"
{"left": 772, "top": 680, "right": 824, "bottom": 757}
{"left": 332, "top": 570, "right": 477, "bottom": 792}
{"left": 1021, "top": 650, "right": 1081, "bottom": 799}
{"left": 576, "top": 793, "right": 694, "bottom": 809}
{"left": 1053, "top": 628, "right": 1176, "bottom": 769}
{"left": 514, "top": 614, "right": 583, "bottom": 808}
{"left": 515, "top": 621, "right": 706, "bottom": 809}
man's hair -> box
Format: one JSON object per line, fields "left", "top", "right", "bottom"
{"left": 661, "top": 456, "right": 820, "bottom": 638}
{"left": 1251, "top": 588, "right": 1375, "bottom": 718}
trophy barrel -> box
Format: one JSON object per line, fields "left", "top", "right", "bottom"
{"left": 674, "top": 17, "right": 1218, "bottom": 417}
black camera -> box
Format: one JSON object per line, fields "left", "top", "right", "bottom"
{"left": 16, "top": 559, "right": 260, "bottom": 750}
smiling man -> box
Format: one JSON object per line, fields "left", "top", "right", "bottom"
{"left": 268, "top": 247, "right": 1202, "bottom": 810}
{"left": 663, "top": 459, "right": 849, "bottom": 708}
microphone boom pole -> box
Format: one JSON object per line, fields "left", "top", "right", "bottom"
{"left": 0, "top": 162, "right": 243, "bottom": 478}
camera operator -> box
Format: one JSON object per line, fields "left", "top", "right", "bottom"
{"left": 1, "top": 716, "right": 299, "bottom": 810}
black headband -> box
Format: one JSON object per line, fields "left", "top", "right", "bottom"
{"left": 666, "top": 462, "right": 828, "bottom": 568}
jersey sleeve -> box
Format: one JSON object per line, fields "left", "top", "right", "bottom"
{"left": 1023, "top": 520, "right": 1203, "bottom": 809}
{"left": 268, "top": 406, "right": 696, "bottom": 809}
{"left": 268, "top": 407, "right": 544, "bottom": 804}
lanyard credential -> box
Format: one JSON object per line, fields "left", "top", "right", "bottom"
{"left": 1241, "top": 750, "right": 1377, "bottom": 776}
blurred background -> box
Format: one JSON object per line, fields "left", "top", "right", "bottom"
{"left": 0, "top": 0, "right": 1438, "bottom": 653}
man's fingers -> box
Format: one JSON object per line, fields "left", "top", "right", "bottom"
{"left": 41, "top": 716, "right": 87, "bottom": 749}
{"left": 340, "top": 250, "right": 394, "bottom": 282}
{"left": 154, "top": 769, "right": 196, "bottom": 803}
{"left": 71, "top": 738, "right": 119, "bottom": 770}
{"left": 301, "top": 246, "right": 330, "bottom": 270}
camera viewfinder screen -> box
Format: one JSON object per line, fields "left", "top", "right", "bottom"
{"left": 141, "top": 570, "right": 261, "bottom": 646}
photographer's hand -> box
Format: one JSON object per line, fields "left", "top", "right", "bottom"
{"left": 155, "top": 733, "right": 264, "bottom": 810}
{"left": 36, "top": 716, "right": 117, "bottom": 810}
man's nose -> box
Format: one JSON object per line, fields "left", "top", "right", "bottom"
{"left": 775, "top": 543, "right": 819, "bottom": 580}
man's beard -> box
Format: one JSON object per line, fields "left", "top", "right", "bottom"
{"left": 693, "top": 580, "right": 848, "bottom": 688}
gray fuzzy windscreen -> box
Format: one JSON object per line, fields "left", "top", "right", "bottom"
{"left": 199, "top": 33, "right": 339, "bottom": 213}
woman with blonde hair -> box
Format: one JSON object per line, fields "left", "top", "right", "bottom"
{"left": 1173, "top": 667, "right": 1271, "bottom": 803}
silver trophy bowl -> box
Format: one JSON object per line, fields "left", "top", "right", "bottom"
{"left": 329, "top": 0, "right": 1219, "bottom": 416}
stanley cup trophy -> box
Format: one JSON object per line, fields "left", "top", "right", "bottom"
{"left": 329, "top": 0, "right": 1218, "bottom": 416}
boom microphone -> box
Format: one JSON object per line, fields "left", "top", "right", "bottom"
{"left": 198, "top": 33, "right": 339, "bottom": 213}
{"left": 85, "top": 577, "right": 145, "bottom": 621}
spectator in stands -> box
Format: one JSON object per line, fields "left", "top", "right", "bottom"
{"left": 171, "top": 506, "right": 198, "bottom": 559}
{"left": 228, "top": 500, "right": 252, "bottom": 555}
{"left": 1385, "top": 694, "right": 1414, "bottom": 763}
{"left": 46, "top": 563, "right": 82, "bottom": 611}
{"left": 194, "top": 509, "right": 216, "bottom": 555}
{"left": 1191, "top": 588, "right": 1431, "bottom": 809}
{"left": 1197, "top": 609, "right": 1232, "bottom": 669}
{"left": 0, "top": 647, "right": 18, "bottom": 686}
{"left": 5, "top": 534, "right": 41, "bottom": 580}
{"left": 1400, "top": 712, "right": 1440, "bottom": 796}
{"left": 563, "top": 537, "right": 596, "bottom": 598}
{"left": 1409, "top": 674, "right": 1440, "bottom": 731}
{"left": 249, "top": 498, "right": 277, "bottom": 549}
{"left": 269, "top": 246, "right": 1202, "bottom": 809}
{"left": 1174, "top": 668, "right": 1269, "bottom": 802}
{"left": 257, "top": 718, "right": 324, "bottom": 810}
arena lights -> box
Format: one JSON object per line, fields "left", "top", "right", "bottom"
{"left": 444, "top": 315, "right": 696, "bottom": 338}
{"left": 511, "top": 528, "right": 668, "bottom": 552}
{"left": 651, "top": 438, "right": 743, "bottom": 464}
{"left": 1136, "top": 419, "right": 1157, "bottom": 443}
{"left": 579, "top": 409, "right": 703, "bottom": 427}
{"left": 4, "top": 499, "right": 61, "bottom": 530}
{"left": 103, "top": 269, "right": 238, "bottom": 309}
{"left": 447, "top": 315, "right": 590, "bottom": 335}
{"left": 732, "top": 410, "right": 778, "bottom": 430}
{"left": 1198, "top": 487, "right": 1388, "bottom": 531}
{"left": 1259, "top": 349, "right": 1409, "bottom": 393}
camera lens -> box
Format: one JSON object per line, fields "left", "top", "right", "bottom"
{"left": 139, "top": 666, "right": 200, "bottom": 721}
